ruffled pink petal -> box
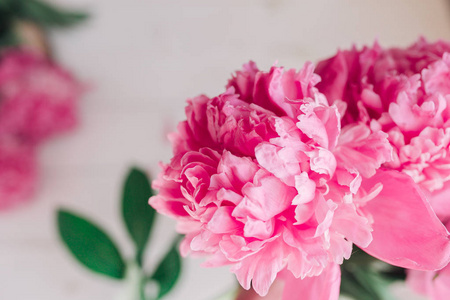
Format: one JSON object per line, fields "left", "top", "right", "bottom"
{"left": 297, "top": 103, "right": 341, "bottom": 150}
{"left": 231, "top": 239, "right": 285, "bottom": 296}
{"left": 149, "top": 195, "right": 190, "bottom": 218}
{"left": 217, "top": 151, "right": 259, "bottom": 191}
{"left": 243, "top": 217, "right": 275, "bottom": 240}
{"left": 388, "top": 89, "right": 434, "bottom": 133}
{"left": 281, "top": 264, "right": 341, "bottom": 300}
{"left": 255, "top": 142, "right": 301, "bottom": 186}
{"left": 428, "top": 181, "right": 450, "bottom": 219}
{"left": 282, "top": 224, "right": 328, "bottom": 278}
{"left": 227, "top": 61, "right": 260, "bottom": 103}
{"left": 315, "top": 50, "right": 349, "bottom": 103}
{"left": 207, "top": 206, "right": 240, "bottom": 234}
{"left": 292, "top": 172, "right": 316, "bottom": 205}
{"left": 360, "top": 170, "right": 450, "bottom": 270}
{"left": 252, "top": 67, "right": 289, "bottom": 116}
{"left": 233, "top": 172, "right": 297, "bottom": 222}
{"left": 332, "top": 202, "right": 373, "bottom": 248}
{"left": 306, "top": 148, "right": 337, "bottom": 177}
{"left": 335, "top": 124, "right": 392, "bottom": 178}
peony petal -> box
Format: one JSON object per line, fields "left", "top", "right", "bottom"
{"left": 207, "top": 206, "right": 240, "bottom": 234}
{"left": 406, "top": 269, "right": 434, "bottom": 297}
{"left": 244, "top": 217, "right": 275, "bottom": 240}
{"left": 252, "top": 67, "right": 289, "bottom": 116}
{"left": 218, "top": 151, "right": 259, "bottom": 191}
{"left": 333, "top": 203, "right": 373, "bottom": 248}
{"left": 306, "top": 148, "right": 337, "bottom": 177}
{"left": 281, "top": 263, "right": 341, "bottom": 300}
{"left": 227, "top": 61, "right": 260, "bottom": 102}
{"left": 232, "top": 239, "right": 285, "bottom": 296}
{"left": 234, "top": 172, "right": 297, "bottom": 222}
{"left": 428, "top": 181, "right": 450, "bottom": 220}
{"left": 297, "top": 103, "right": 341, "bottom": 150}
{"left": 293, "top": 172, "right": 316, "bottom": 205}
{"left": 360, "top": 170, "right": 450, "bottom": 270}
{"left": 255, "top": 143, "right": 300, "bottom": 186}
{"left": 430, "top": 264, "right": 450, "bottom": 300}
{"left": 315, "top": 50, "right": 349, "bottom": 104}
{"left": 335, "top": 124, "right": 392, "bottom": 178}
{"left": 407, "top": 265, "right": 450, "bottom": 300}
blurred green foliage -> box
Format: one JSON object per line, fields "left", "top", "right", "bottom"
{"left": 0, "top": 0, "right": 87, "bottom": 47}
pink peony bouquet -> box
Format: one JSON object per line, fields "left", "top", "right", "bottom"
{"left": 150, "top": 38, "right": 450, "bottom": 300}
{"left": 0, "top": 49, "right": 82, "bottom": 209}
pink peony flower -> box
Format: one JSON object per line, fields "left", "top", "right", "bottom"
{"left": 317, "top": 38, "right": 450, "bottom": 300}
{"left": 316, "top": 38, "right": 450, "bottom": 201}
{"left": 0, "top": 135, "right": 37, "bottom": 210}
{"left": 0, "top": 49, "right": 82, "bottom": 144}
{"left": 150, "top": 61, "right": 450, "bottom": 299}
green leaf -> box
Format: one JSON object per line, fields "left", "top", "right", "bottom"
{"left": 122, "top": 168, "right": 156, "bottom": 266}
{"left": 57, "top": 209, "right": 126, "bottom": 279}
{"left": 16, "top": 0, "right": 88, "bottom": 28}
{"left": 150, "top": 238, "right": 182, "bottom": 299}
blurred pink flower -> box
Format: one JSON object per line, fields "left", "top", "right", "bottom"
{"left": 0, "top": 49, "right": 82, "bottom": 144}
{"left": 150, "top": 61, "right": 450, "bottom": 299}
{"left": 0, "top": 49, "right": 82, "bottom": 210}
{"left": 0, "top": 136, "right": 36, "bottom": 209}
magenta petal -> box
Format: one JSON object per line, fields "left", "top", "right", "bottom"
{"left": 360, "top": 170, "right": 450, "bottom": 270}
{"left": 281, "top": 264, "right": 341, "bottom": 300}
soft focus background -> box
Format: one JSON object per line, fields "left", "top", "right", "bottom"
{"left": 1, "top": 0, "right": 450, "bottom": 299}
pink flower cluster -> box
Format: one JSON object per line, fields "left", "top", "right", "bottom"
{"left": 316, "top": 37, "right": 450, "bottom": 300}
{"left": 150, "top": 44, "right": 450, "bottom": 300}
{"left": 317, "top": 38, "right": 450, "bottom": 197}
{"left": 0, "top": 49, "right": 81, "bottom": 209}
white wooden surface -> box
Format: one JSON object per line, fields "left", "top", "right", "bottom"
{"left": 2, "top": 0, "right": 450, "bottom": 299}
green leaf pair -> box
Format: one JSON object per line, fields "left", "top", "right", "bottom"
{"left": 57, "top": 168, "right": 182, "bottom": 300}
